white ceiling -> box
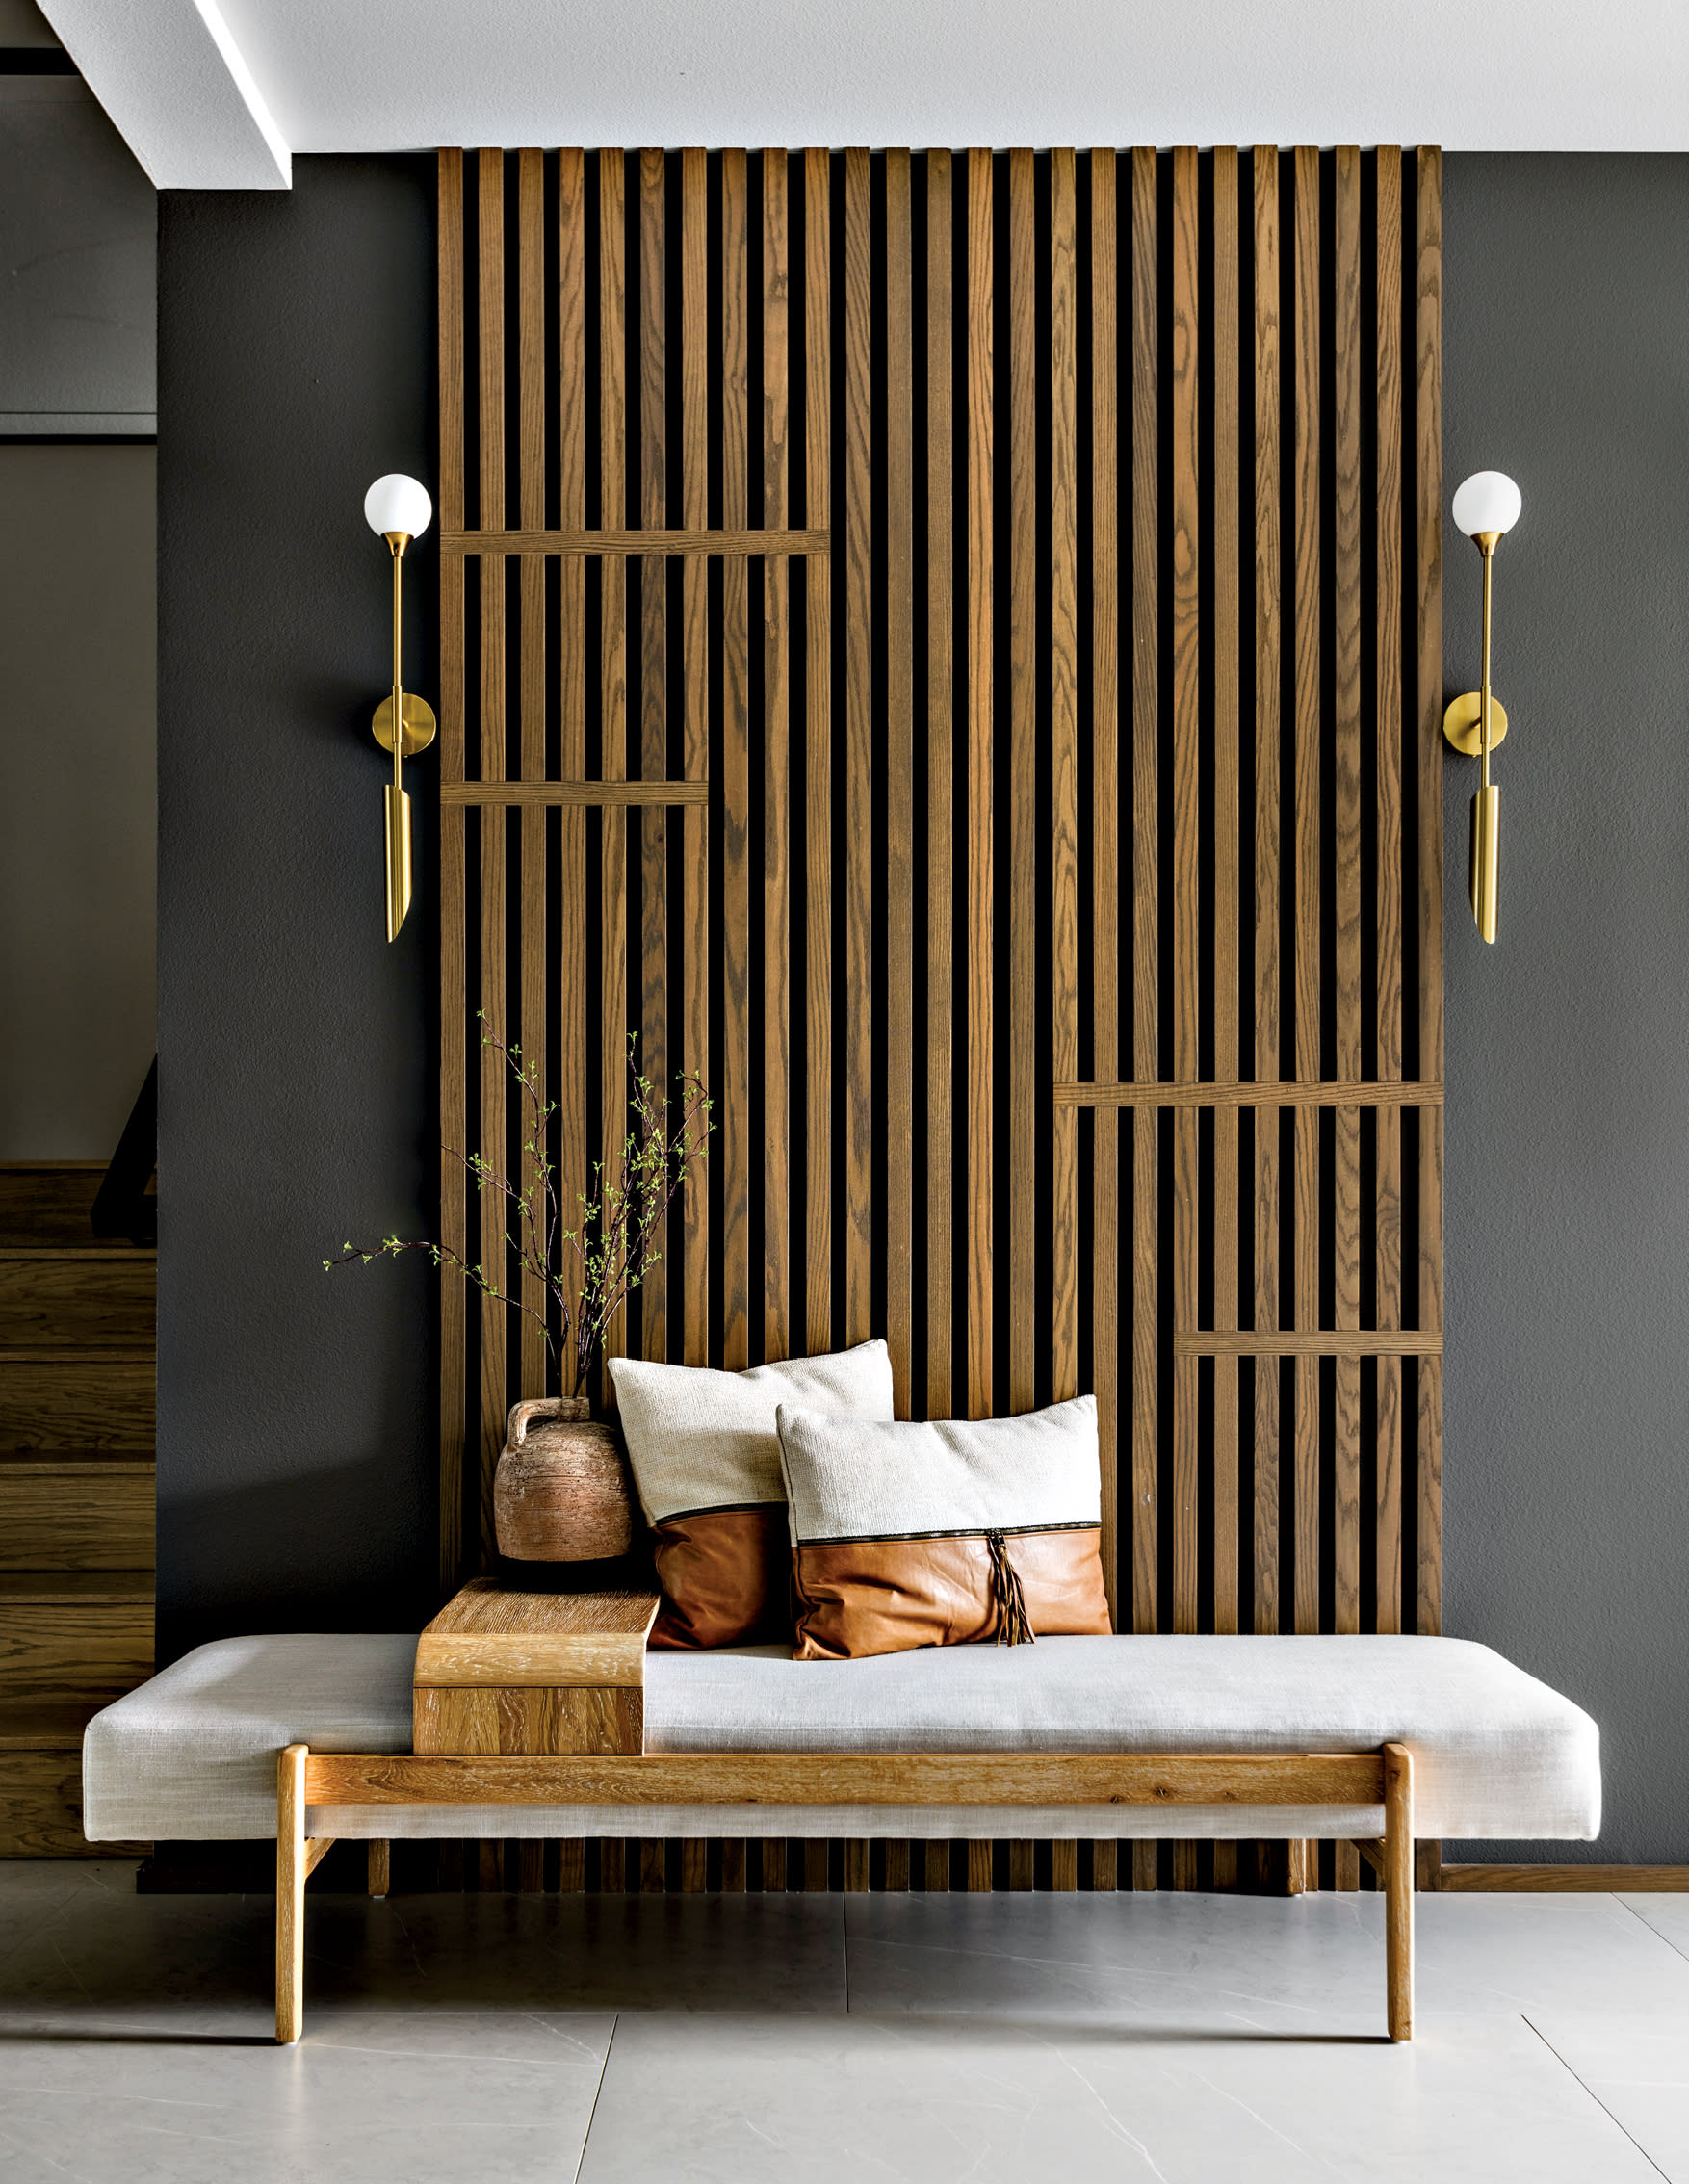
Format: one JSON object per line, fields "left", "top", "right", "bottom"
{"left": 36, "top": 0, "right": 1689, "bottom": 191}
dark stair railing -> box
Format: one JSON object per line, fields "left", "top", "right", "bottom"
{"left": 91, "top": 1057, "right": 156, "bottom": 1246}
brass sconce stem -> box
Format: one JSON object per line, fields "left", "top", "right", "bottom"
{"left": 384, "top": 534, "right": 410, "bottom": 944}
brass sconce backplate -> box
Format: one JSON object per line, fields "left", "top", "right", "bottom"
{"left": 373, "top": 692, "right": 438, "bottom": 758}
{"left": 1442, "top": 689, "right": 1509, "bottom": 757}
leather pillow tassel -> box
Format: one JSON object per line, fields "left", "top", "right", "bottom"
{"left": 985, "top": 1529, "right": 1035, "bottom": 1646}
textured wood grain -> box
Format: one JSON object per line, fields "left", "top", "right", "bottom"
{"left": 0, "top": 1744, "right": 124, "bottom": 1857}
{"left": 1169, "top": 145, "right": 1199, "bottom": 1677}
{"left": 0, "top": 1457, "right": 154, "bottom": 1569}
{"left": 599, "top": 149, "right": 631, "bottom": 1396}
{"left": 926, "top": 149, "right": 955, "bottom": 1424}
{"left": 1251, "top": 147, "right": 1282, "bottom": 1644}
{"left": 438, "top": 149, "right": 467, "bottom": 1590}
{"left": 308, "top": 1749, "right": 1387, "bottom": 1809}
{"left": 680, "top": 146, "right": 710, "bottom": 1369}
{"left": 1007, "top": 146, "right": 1037, "bottom": 1417}
{"left": 1375, "top": 147, "right": 1405, "bottom": 1636}
{"left": 1211, "top": 146, "right": 1241, "bottom": 1651}
{"left": 517, "top": 146, "right": 548, "bottom": 1413}
{"left": 1178, "top": 1331, "right": 1442, "bottom": 1358}
{"left": 1089, "top": 147, "right": 1121, "bottom": 1628}
{"left": 885, "top": 148, "right": 915, "bottom": 1411}
{"left": 0, "top": 1584, "right": 152, "bottom": 1698}
{"left": 1130, "top": 146, "right": 1158, "bottom": 1657}
{"left": 721, "top": 147, "right": 752, "bottom": 1373}
{"left": 804, "top": 146, "right": 833, "bottom": 1360}
{"left": 414, "top": 1683, "right": 644, "bottom": 1757}
{"left": 1416, "top": 147, "right": 1444, "bottom": 1640}
{"left": 1332, "top": 148, "right": 1363, "bottom": 1708}
{"left": 844, "top": 144, "right": 873, "bottom": 1350}
{"left": 276, "top": 1746, "right": 307, "bottom": 2042}
{"left": 0, "top": 1351, "right": 154, "bottom": 1447}
{"left": 558, "top": 149, "right": 589, "bottom": 1385}
{"left": 764, "top": 148, "right": 793, "bottom": 1365}
{"left": 414, "top": 1578, "right": 659, "bottom": 1684}
{"left": 0, "top": 1253, "right": 153, "bottom": 1347}
{"left": 966, "top": 146, "right": 994, "bottom": 1422}
{"left": 446, "top": 528, "right": 829, "bottom": 556}
{"left": 1291, "top": 144, "right": 1320, "bottom": 1645}
{"left": 637, "top": 147, "right": 669, "bottom": 1365}
{"left": 1050, "top": 146, "right": 1079, "bottom": 1408}
{"left": 1056, "top": 1080, "right": 1442, "bottom": 1109}
{"left": 443, "top": 780, "right": 709, "bottom": 806}
{"left": 477, "top": 148, "right": 509, "bottom": 1564}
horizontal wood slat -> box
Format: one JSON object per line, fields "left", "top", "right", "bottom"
{"left": 440, "top": 780, "right": 708, "bottom": 806}
{"left": 1056, "top": 1081, "right": 1442, "bottom": 1109}
{"left": 443, "top": 528, "right": 829, "bottom": 556}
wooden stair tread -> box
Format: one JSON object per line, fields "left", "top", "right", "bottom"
{"left": 0, "top": 1448, "right": 155, "bottom": 1467}
{"left": 0, "top": 1571, "right": 154, "bottom": 1605}
{"left": 0, "top": 1699, "right": 104, "bottom": 1749}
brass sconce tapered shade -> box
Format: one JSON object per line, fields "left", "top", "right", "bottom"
{"left": 364, "top": 474, "right": 436, "bottom": 942}
{"left": 1443, "top": 469, "right": 1521, "bottom": 947}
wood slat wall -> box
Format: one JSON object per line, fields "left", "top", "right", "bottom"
{"left": 436, "top": 145, "right": 1443, "bottom": 1897}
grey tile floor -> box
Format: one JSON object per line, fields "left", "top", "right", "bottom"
{"left": 2, "top": 1860, "right": 1687, "bottom": 2181}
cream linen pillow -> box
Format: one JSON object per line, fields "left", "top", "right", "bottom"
{"left": 609, "top": 1340, "right": 895, "bottom": 1648}
{"left": 774, "top": 1395, "right": 1111, "bottom": 1660}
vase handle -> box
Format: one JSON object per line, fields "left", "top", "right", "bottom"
{"left": 507, "top": 1395, "right": 587, "bottom": 1448}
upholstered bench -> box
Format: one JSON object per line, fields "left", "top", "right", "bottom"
{"left": 83, "top": 1632, "right": 1600, "bottom": 2045}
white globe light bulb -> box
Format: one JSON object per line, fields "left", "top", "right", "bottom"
{"left": 1450, "top": 469, "right": 1521, "bottom": 539}
{"left": 364, "top": 473, "right": 432, "bottom": 541}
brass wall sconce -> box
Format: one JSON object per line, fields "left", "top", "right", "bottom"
{"left": 1443, "top": 468, "right": 1522, "bottom": 946}
{"left": 363, "top": 473, "right": 436, "bottom": 942}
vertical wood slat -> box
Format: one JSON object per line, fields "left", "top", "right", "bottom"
{"left": 637, "top": 147, "right": 669, "bottom": 1365}
{"left": 517, "top": 149, "right": 547, "bottom": 1409}
{"left": 1330, "top": 147, "right": 1362, "bottom": 1900}
{"left": 1209, "top": 145, "right": 1241, "bottom": 1898}
{"left": 966, "top": 146, "right": 994, "bottom": 1423}
{"left": 1290, "top": 145, "right": 1321, "bottom": 1647}
{"left": 1416, "top": 147, "right": 1444, "bottom": 1639}
{"left": 1007, "top": 146, "right": 1037, "bottom": 1420}
{"left": 1211, "top": 146, "right": 1240, "bottom": 1643}
{"left": 680, "top": 146, "right": 710, "bottom": 1371}
{"left": 1168, "top": 143, "right": 1201, "bottom": 1896}
{"left": 1251, "top": 147, "right": 1282, "bottom": 1645}
{"left": 885, "top": 149, "right": 915, "bottom": 1410}
{"left": 804, "top": 147, "right": 833, "bottom": 1359}
{"left": 1375, "top": 149, "right": 1405, "bottom": 1637}
{"left": 721, "top": 149, "right": 752, "bottom": 1373}
{"left": 763, "top": 149, "right": 792, "bottom": 1365}
{"left": 1130, "top": 145, "right": 1158, "bottom": 1651}
{"left": 559, "top": 149, "right": 589, "bottom": 1384}
{"left": 1050, "top": 147, "right": 1079, "bottom": 1408}
{"left": 477, "top": 148, "right": 508, "bottom": 1566}
{"left": 438, "top": 148, "right": 467, "bottom": 1592}
{"left": 926, "top": 150, "right": 955, "bottom": 1424}
{"left": 1089, "top": 148, "right": 1120, "bottom": 1632}
{"left": 599, "top": 150, "right": 630, "bottom": 1395}
{"left": 844, "top": 145, "right": 874, "bottom": 1353}
{"left": 1130, "top": 143, "right": 1158, "bottom": 1895}
{"left": 1331, "top": 146, "right": 1363, "bottom": 1698}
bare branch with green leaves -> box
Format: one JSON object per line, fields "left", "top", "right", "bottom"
{"left": 326, "top": 1021, "right": 712, "bottom": 1396}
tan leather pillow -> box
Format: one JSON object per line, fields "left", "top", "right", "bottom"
{"left": 775, "top": 1396, "right": 1112, "bottom": 1661}
{"left": 608, "top": 1342, "right": 895, "bottom": 1648}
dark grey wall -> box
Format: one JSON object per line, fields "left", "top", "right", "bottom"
{"left": 1442, "top": 154, "right": 1689, "bottom": 1863}
{"left": 157, "top": 157, "right": 439, "bottom": 1655}
{"left": 155, "top": 149, "right": 1689, "bottom": 1860}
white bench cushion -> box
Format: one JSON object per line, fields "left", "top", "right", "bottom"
{"left": 82, "top": 1630, "right": 1600, "bottom": 1845}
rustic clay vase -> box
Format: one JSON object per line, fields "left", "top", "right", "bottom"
{"left": 492, "top": 1394, "right": 639, "bottom": 1561}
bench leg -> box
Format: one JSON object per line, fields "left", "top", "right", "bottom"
{"left": 368, "top": 1838, "right": 391, "bottom": 1898}
{"left": 1383, "top": 1741, "right": 1415, "bottom": 2041}
{"left": 277, "top": 1744, "right": 308, "bottom": 2044}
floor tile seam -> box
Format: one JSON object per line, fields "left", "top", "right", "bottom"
{"left": 1617, "top": 1892, "right": 1689, "bottom": 1968}
{"left": 1523, "top": 2011, "right": 1675, "bottom": 2182}
{"left": 572, "top": 2014, "right": 618, "bottom": 2184}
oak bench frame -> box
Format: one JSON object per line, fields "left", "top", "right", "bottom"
{"left": 275, "top": 1741, "right": 1417, "bottom": 2044}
